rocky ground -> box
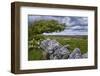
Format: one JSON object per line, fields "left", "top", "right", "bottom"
{"left": 40, "top": 39, "right": 88, "bottom": 60}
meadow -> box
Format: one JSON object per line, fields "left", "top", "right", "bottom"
{"left": 28, "top": 35, "right": 88, "bottom": 60}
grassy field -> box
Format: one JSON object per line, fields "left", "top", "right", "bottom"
{"left": 28, "top": 35, "right": 88, "bottom": 60}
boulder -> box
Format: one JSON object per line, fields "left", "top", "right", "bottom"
{"left": 69, "top": 48, "right": 82, "bottom": 59}
{"left": 53, "top": 46, "right": 70, "bottom": 59}
{"left": 40, "top": 39, "right": 70, "bottom": 59}
{"left": 40, "top": 39, "right": 87, "bottom": 60}
{"left": 82, "top": 52, "right": 88, "bottom": 58}
{"left": 40, "top": 38, "right": 60, "bottom": 54}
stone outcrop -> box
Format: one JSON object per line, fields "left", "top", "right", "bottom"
{"left": 68, "top": 48, "right": 82, "bottom": 59}
{"left": 82, "top": 53, "right": 88, "bottom": 58}
{"left": 40, "top": 39, "right": 88, "bottom": 60}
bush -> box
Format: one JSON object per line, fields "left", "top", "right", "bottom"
{"left": 28, "top": 20, "right": 66, "bottom": 50}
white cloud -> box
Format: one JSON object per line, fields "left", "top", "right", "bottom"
{"left": 71, "top": 26, "right": 82, "bottom": 29}
{"left": 77, "top": 17, "right": 88, "bottom": 25}
{"left": 61, "top": 17, "right": 75, "bottom": 26}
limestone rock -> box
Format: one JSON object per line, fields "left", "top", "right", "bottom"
{"left": 40, "top": 39, "right": 70, "bottom": 59}
{"left": 53, "top": 46, "right": 70, "bottom": 59}
{"left": 69, "top": 48, "right": 82, "bottom": 59}
{"left": 82, "top": 52, "right": 88, "bottom": 58}
{"left": 40, "top": 38, "right": 60, "bottom": 54}
{"left": 40, "top": 39, "right": 87, "bottom": 60}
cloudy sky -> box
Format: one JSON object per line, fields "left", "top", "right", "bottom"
{"left": 28, "top": 15, "right": 88, "bottom": 35}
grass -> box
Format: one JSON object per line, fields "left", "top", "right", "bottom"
{"left": 28, "top": 35, "right": 88, "bottom": 60}
{"left": 28, "top": 48, "right": 43, "bottom": 60}
{"left": 46, "top": 35, "right": 88, "bottom": 54}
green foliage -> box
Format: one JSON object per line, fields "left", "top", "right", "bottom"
{"left": 28, "top": 36, "right": 88, "bottom": 60}
{"left": 28, "top": 48, "right": 43, "bottom": 60}
{"left": 28, "top": 35, "right": 45, "bottom": 50}
{"left": 28, "top": 20, "right": 66, "bottom": 39}
{"left": 33, "top": 20, "right": 65, "bottom": 33}
{"left": 28, "top": 19, "right": 66, "bottom": 50}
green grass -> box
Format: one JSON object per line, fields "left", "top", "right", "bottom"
{"left": 28, "top": 35, "right": 88, "bottom": 60}
{"left": 46, "top": 35, "right": 88, "bottom": 54}
{"left": 28, "top": 48, "right": 43, "bottom": 60}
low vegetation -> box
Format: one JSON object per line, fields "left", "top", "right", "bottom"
{"left": 28, "top": 35, "right": 88, "bottom": 60}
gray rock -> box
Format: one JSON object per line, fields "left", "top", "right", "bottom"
{"left": 40, "top": 39, "right": 60, "bottom": 54}
{"left": 40, "top": 39, "right": 86, "bottom": 60}
{"left": 82, "top": 53, "right": 88, "bottom": 58}
{"left": 53, "top": 46, "right": 70, "bottom": 59}
{"left": 69, "top": 48, "right": 82, "bottom": 59}
{"left": 40, "top": 39, "right": 70, "bottom": 59}
{"left": 49, "top": 54, "right": 61, "bottom": 59}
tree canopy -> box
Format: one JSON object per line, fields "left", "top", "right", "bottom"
{"left": 28, "top": 19, "right": 66, "bottom": 49}
{"left": 28, "top": 20, "right": 66, "bottom": 40}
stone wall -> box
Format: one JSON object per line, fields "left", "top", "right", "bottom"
{"left": 40, "top": 39, "right": 88, "bottom": 60}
